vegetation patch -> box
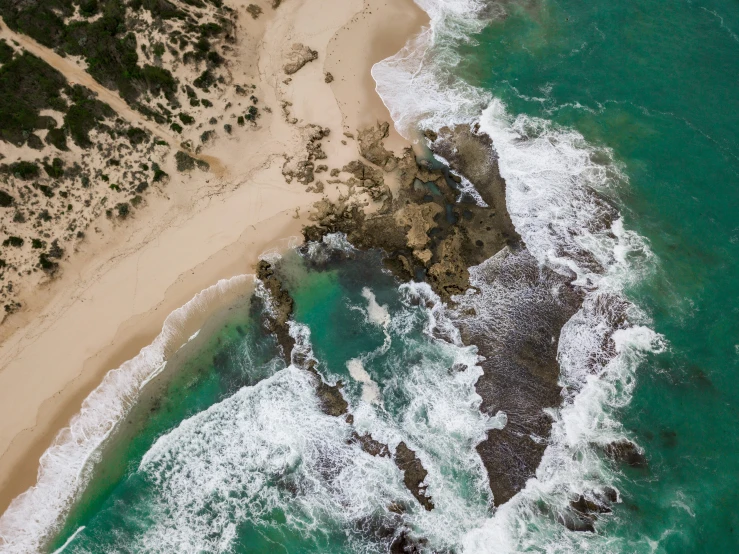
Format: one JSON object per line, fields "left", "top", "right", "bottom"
{"left": 3, "top": 236, "right": 24, "bottom": 248}
{"left": 0, "top": 190, "right": 14, "bottom": 207}
{"left": 0, "top": 52, "right": 66, "bottom": 146}
{"left": 175, "top": 150, "right": 196, "bottom": 172}
{"left": 0, "top": 40, "right": 14, "bottom": 64}
{"left": 9, "top": 161, "right": 40, "bottom": 180}
{"left": 43, "top": 158, "right": 65, "bottom": 179}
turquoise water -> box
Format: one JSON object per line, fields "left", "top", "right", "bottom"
{"left": 454, "top": 1, "right": 739, "bottom": 550}
{"left": 47, "top": 247, "right": 497, "bottom": 552}
{"left": 5, "top": 0, "right": 738, "bottom": 551}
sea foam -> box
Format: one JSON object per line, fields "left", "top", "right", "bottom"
{"left": 373, "top": 0, "right": 665, "bottom": 551}
{"left": 0, "top": 275, "right": 254, "bottom": 554}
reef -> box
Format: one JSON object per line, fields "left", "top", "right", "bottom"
{"left": 254, "top": 258, "right": 435, "bottom": 516}
{"left": 302, "top": 122, "right": 586, "bottom": 507}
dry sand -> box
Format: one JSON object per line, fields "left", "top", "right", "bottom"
{"left": 0, "top": 0, "right": 427, "bottom": 521}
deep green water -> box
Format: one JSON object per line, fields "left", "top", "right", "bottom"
{"left": 456, "top": 0, "right": 739, "bottom": 550}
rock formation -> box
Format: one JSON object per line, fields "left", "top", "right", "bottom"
{"left": 283, "top": 43, "right": 318, "bottom": 75}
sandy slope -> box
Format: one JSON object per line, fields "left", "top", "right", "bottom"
{"left": 0, "top": 0, "right": 427, "bottom": 521}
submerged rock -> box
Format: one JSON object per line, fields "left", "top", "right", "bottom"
{"left": 557, "top": 487, "right": 619, "bottom": 533}
{"left": 602, "top": 439, "right": 648, "bottom": 468}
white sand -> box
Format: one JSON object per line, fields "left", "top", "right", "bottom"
{"left": 0, "top": 0, "right": 427, "bottom": 517}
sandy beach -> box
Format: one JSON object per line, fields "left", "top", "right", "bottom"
{"left": 0, "top": 0, "right": 427, "bottom": 520}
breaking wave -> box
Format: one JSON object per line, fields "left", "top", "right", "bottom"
{"left": 0, "top": 275, "right": 254, "bottom": 554}
{"left": 374, "top": 0, "right": 665, "bottom": 551}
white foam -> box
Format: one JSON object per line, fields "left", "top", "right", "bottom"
{"left": 361, "top": 288, "right": 391, "bottom": 328}
{"left": 373, "top": 0, "right": 665, "bottom": 550}
{"left": 346, "top": 358, "right": 381, "bottom": 404}
{"left": 373, "top": 0, "right": 497, "bottom": 137}
{"left": 0, "top": 274, "right": 254, "bottom": 554}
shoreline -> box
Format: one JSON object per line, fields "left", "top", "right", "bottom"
{"left": 0, "top": 0, "right": 429, "bottom": 520}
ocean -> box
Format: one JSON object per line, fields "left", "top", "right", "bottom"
{"left": 3, "top": 0, "right": 739, "bottom": 552}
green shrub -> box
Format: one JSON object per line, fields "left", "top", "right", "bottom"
{"left": 79, "top": 0, "right": 99, "bottom": 17}
{"left": 39, "top": 253, "right": 59, "bottom": 274}
{"left": 141, "top": 65, "right": 177, "bottom": 101}
{"left": 116, "top": 202, "right": 130, "bottom": 218}
{"left": 207, "top": 51, "right": 224, "bottom": 66}
{"left": 31, "top": 238, "right": 46, "bottom": 249}
{"left": 3, "top": 236, "right": 23, "bottom": 247}
{"left": 126, "top": 127, "right": 148, "bottom": 145}
{"left": 178, "top": 112, "right": 195, "bottom": 125}
{"left": 0, "top": 40, "right": 14, "bottom": 64}
{"left": 175, "top": 150, "right": 196, "bottom": 171}
{"left": 0, "top": 190, "right": 14, "bottom": 207}
{"left": 35, "top": 184, "right": 55, "bottom": 198}
{"left": 45, "top": 128, "right": 68, "bottom": 151}
{"left": 27, "top": 133, "right": 44, "bottom": 150}
{"left": 170, "top": 122, "right": 183, "bottom": 133}
{"left": 0, "top": 53, "right": 66, "bottom": 146}
{"left": 10, "top": 161, "right": 39, "bottom": 180}
{"left": 193, "top": 70, "right": 216, "bottom": 90}
{"left": 43, "top": 158, "right": 64, "bottom": 178}
{"left": 201, "top": 99, "right": 212, "bottom": 108}
{"left": 64, "top": 86, "right": 114, "bottom": 148}
{"left": 152, "top": 163, "right": 168, "bottom": 182}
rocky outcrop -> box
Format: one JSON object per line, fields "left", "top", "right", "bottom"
{"left": 347, "top": 431, "right": 434, "bottom": 512}
{"left": 394, "top": 442, "right": 434, "bottom": 511}
{"left": 558, "top": 487, "right": 619, "bottom": 533}
{"left": 304, "top": 124, "right": 520, "bottom": 302}
{"left": 602, "top": 439, "right": 648, "bottom": 468}
{"left": 358, "top": 122, "right": 398, "bottom": 171}
{"left": 282, "top": 125, "right": 330, "bottom": 185}
{"left": 349, "top": 432, "right": 391, "bottom": 458}
{"left": 301, "top": 123, "right": 590, "bottom": 509}
{"left": 255, "top": 260, "right": 295, "bottom": 363}
{"left": 283, "top": 43, "right": 318, "bottom": 74}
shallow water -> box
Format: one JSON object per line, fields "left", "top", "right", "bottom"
{"left": 7, "top": 0, "right": 739, "bottom": 551}
{"left": 47, "top": 245, "right": 502, "bottom": 553}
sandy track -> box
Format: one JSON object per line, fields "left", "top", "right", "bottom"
{"left": 0, "top": 18, "right": 227, "bottom": 176}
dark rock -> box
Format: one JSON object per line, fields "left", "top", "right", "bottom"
{"left": 255, "top": 260, "right": 295, "bottom": 362}
{"left": 305, "top": 361, "right": 348, "bottom": 417}
{"left": 283, "top": 43, "right": 318, "bottom": 75}
{"left": 358, "top": 122, "right": 398, "bottom": 171}
{"left": 602, "top": 439, "right": 648, "bottom": 468}
{"left": 390, "top": 530, "right": 429, "bottom": 554}
{"left": 559, "top": 487, "right": 620, "bottom": 533}
{"left": 394, "top": 442, "right": 434, "bottom": 511}
{"left": 350, "top": 432, "right": 391, "bottom": 457}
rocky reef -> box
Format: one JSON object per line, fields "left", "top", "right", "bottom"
{"left": 302, "top": 122, "right": 587, "bottom": 508}
{"left": 254, "top": 257, "right": 435, "bottom": 519}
